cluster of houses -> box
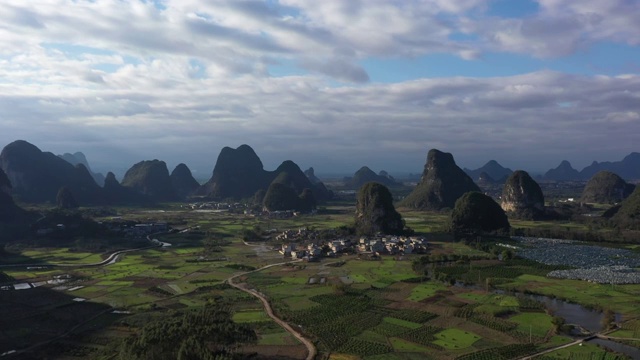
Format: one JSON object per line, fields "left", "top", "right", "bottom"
{"left": 278, "top": 234, "right": 428, "bottom": 261}
{"left": 357, "top": 235, "right": 428, "bottom": 255}
{"left": 274, "top": 228, "right": 323, "bottom": 242}
{"left": 183, "top": 202, "right": 247, "bottom": 211}
{"left": 242, "top": 209, "right": 318, "bottom": 219}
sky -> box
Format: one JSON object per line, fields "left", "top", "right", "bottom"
{"left": 1, "top": 0, "right": 639, "bottom": 178}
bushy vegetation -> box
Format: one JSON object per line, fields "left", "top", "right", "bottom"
{"left": 117, "top": 306, "right": 256, "bottom": 360}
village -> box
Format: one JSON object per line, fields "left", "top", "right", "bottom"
{"left": 273, "top": 227, "right": 428, "bottom": 261}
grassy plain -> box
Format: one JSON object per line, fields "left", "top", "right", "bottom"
{"left": 2, "top": 205, "right": 639, "bottom": 359}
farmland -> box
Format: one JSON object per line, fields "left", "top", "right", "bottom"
{"left": 0, "top": 205, "right": 638, "bottom": 359}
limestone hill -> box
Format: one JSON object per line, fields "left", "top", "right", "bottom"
{"left": 121, "top": 160, "right": 177, "bottom": 202}
{"left": 58, "top": 151, "right": 105, "bottom": 186}
{"left": 581, "top": 171, "right": 635, "bottom": 204}
{"left": 103, "top": 172, "right": 152, "bottom": 206}
{"left": 543, "top": 160, "right": 581, "bottom": 181}
{"left": 501, "top": 170, "right": 545, "bottom": 220}
{"left": 355, "top": 182, "right": 405, "bottom": 236}
{"left": 0, "top": 140, "right": 104, "bottom": 204}
{"left": 401, "top": 149, "right": 480, "bottom": 210}
{"left": 198, "top": 145, "right": 330, "bottom": 202}
{"left": 612, "top": 186, "right": 640, "bottom": 229}
{"left": 451, "top": 192, "right": 510, "bottom": 235}
{"left": 170, "top": 163, "right": 200, "bottom": 199}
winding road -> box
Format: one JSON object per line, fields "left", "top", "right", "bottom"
{"left": 0, "top": 235, "right": 166, "bottom": 269}
{"left": 227, "top": 260, "right": 317, "bottom": 360}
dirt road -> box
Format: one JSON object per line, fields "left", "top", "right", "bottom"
{"left": 227, "top": 260, "right": 317, "bottom": 360}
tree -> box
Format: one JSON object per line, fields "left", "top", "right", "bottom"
{"left": 601, "top": 309, "right": 616, "bottom": 330}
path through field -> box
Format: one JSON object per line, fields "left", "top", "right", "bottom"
{"left": 227, "top": 260, "right": 317, "bottom": 360}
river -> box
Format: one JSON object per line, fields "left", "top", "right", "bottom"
{"left": 517, "top": 293, "right": 639, "bottom": 359}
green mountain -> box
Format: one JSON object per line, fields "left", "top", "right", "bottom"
{"left": 401, "top": 149, "right": 480, "bottom": 210}
{"left": 198, "top": 145, "right": 330, "bottom": 202}
{"left": 170, "top": 163, "right": 200, "bottom": 199}
{"left": 121, "top": 160, "right": 177, "bottom": 202}
{"left": 581, "top": 171, "right": 635, "bottom": 204}
{"left": 103, "top": 172, "right": 153, "bottom": 206}
{"left": 198, "top": 145, "right": 268, "bottom": 199}
{"left": 0, "top": 140, "right": 104, "bottom": 204}
{"left": 451, "top": 191, "right": 510, "bottom": 235}
{"left": 262, "top": 182, "right": 316, "bottom": 212}
{"left": 612, "top": 186, "right": 640, "bottom": 229}
{"left": 355, "top": 182, "right": 405, "bottom": 235}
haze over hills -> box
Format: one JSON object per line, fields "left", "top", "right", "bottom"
{"left": 543, "top": 160, "right": 581, "bottom": 182}
{"left": 58, "top": 152, "right": 106, "bottom": 186}
{"left": 343, "top": 166, "right": 402, "bottom": 189}
{"left": 543, "top": 154, "right": 640, "bottom": 182}
{"left": 464, "top": 160, "right": 513, "bottom": 183}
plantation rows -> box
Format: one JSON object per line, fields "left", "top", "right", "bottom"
{"left": 455, "top": 343, "right": 538, "bottom": 360}
{"left": 245, "top": 273, "right": 283, "bottom": 286}
{"left": 398, "top": 326, "right": 445, "bottom": 350}
{"left": 309, "top": 312, "right": 384, "bottom": 349}
{"left": 469, "top": 314, "right": 518, "bottom": 333}
{"left": 389, "top": 309, "right": 437, "bottom": 323}
{"left": 435, "top": 265, "right": 524, "bottom": 284}
{"left": 537, "top": 353, "right": 629, "bottom": 360}
{"left": 454, "top": 304, "right": 481, "bottom": 319}
{"left": 371, "top": 322, "right": 413, "bottom": 336}
{"left": 285, "top": 293, "right": 373, "bottom": 327}
{"left": 337, "top": 338, "right": 393, "bottom": 357}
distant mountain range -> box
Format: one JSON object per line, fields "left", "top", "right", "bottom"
{"left": 342, "top": 166, "right": 402, "bottom": 189}
{"left": 464, "top": 160, "right": 513, "bottom": 183}
{"left": 1, "top": 141, "right": 332, "bottom": 208}
{"left": 543, "top": 153, "right": 640, "bottom": 181}
{"left": 58, "top": 152, "right": 105, "bottom": 186}
{"left": 463, "top": 153, "right": 640, "bottom": 182}
{"left": 1, "top": 139, "right": 639, "bottom": 212}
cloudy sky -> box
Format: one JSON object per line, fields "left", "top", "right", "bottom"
{"left": 1, "top": 0, "right": 639, "bottom": 178}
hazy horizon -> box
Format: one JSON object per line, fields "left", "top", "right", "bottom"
{"left": 2, "top": 1, "right": 639, "bottom": 178}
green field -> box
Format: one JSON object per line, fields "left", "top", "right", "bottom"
{"left": 432, "top": 328, "right": 481, "bottom": 349}
{"left": 233, "top": 310, "right": 270, "bottom": 323}
{"left": 510, "top": 312, "right": 554, "bottom": 337}
{"left": 2, "top": 205, "right": 639, "bottom": 360}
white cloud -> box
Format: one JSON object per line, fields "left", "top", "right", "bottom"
{"left": 0, "top": 1, "right": 639, "bottom": 174}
